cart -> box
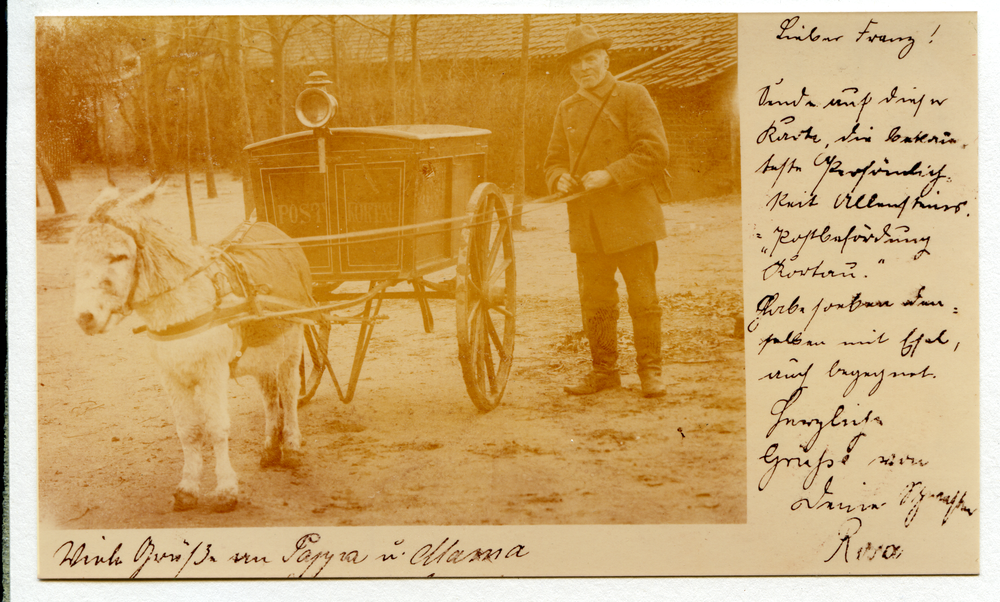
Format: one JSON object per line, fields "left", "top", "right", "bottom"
{"left": 243, "top": 82, "right": 516, "bottom": 413}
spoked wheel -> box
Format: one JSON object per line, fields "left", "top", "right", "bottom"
{"left": 455, "top": 182, "right": 516, "bottom": 412}
{"left": 299, "top": 321, "right": 332, "bottom": 405}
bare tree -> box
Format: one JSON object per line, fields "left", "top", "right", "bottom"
{"left": 181, "top": 17, "right": 197, "bottom": 241}
{"left": 37, "top": 150, "right": 67, "bottom": 214}
{"left": 248, "top": 16, "right": 308, "bottom": 136}
{"left": 36, "top": 18, "right": 128, "bottom": 181}
{"left": 265, "top": 17, "right": 288, "bottom": 136}
{"left": 124, "top": 23, "right": 168, "bottom": 182}
{"left": 312, "top": 16, "right": 342, "bottom": 96}
{"left": 388, "top": 16, "right": 398, "bottom": 124}
{"left": 92, "top": 95, "right": 114, "bottom": 185}
{"left": 409, "top": 16, "right": 427, "bottom": 124}
{"left": 512, "top": 15, "right": 531, "bottom": 229}
{"left": 343, "top": 15, "right": 397, "bottom": 124}
{"left": 199, "top": 74, "right": 218, "bottom": 198}
{"left": 323, "top": 16, "right": 347, "bottom": 124}
{"left": 225, "top": 16, "right": 256, "bottom": 217}
{"left": 140, "top": 63, "right": 158, "bottom": 181}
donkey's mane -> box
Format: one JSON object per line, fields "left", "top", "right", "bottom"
{"left": 131, "top": 217, "right": 210, "bottom": 305}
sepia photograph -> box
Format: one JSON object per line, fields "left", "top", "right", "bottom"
{"left": 13, "top": 0, "right": 991, "bottom": 590}
{"left": 35, "top": 12, "right": 746, "bottom": 534}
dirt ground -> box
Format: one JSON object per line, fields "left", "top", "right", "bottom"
{"left": 36, "top": 167, "right": 745, "bottom": 529}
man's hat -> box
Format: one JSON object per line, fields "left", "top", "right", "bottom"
{"left": 561, "top": 24, "right": 612, "bottom": 62}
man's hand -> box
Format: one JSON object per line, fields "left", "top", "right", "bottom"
{"left": 581, "top": 170, "right": 613, "bottom": 190}
{"left": 556, "top": 173, "right": 581, "bottom": 194}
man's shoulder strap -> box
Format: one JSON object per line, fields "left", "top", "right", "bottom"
{"left": 576, "top": 84, "right": 624, "bottom": 133}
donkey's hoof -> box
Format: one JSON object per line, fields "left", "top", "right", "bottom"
{"left": 280, "top": 448, "right": 304, "bottom": 468}
{"left": 173, "top": 490, "right": 199, "bottom": 511}
{"left": 211, "top": 493, "right": 238, "bottom": 513}
{"left": 260, "top": 446, "right": 282, "bottom": 468}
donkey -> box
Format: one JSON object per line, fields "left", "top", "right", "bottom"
{"left": 72, "top": 179, "right": 313, "bottom": 512}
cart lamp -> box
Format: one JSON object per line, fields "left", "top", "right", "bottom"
{"left": 295, "top": 71, "right": 338, "bottom": 129}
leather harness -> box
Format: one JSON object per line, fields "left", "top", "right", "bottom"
{"left": 92, "top": 217, "right": 313, "bottom": 374}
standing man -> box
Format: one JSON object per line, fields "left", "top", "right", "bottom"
{"left": 544, "top": 24, "right": 670, "bottom": 398}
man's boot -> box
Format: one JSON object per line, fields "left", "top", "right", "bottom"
{"left": 565, "top": 310, "right": 621, "bottom": 395}
{"left": 563, "top": 371, "right": 622, "bottom": 395}
{"left": 634, "top": 314, "right": 666, "bottom": 398}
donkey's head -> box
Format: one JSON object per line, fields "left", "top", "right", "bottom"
{"left": 72, "top": 179, "right": 163, "bottom": 335}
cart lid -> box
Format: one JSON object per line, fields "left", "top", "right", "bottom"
{"left": 245, "top": 124, "right": 491, "bottom": 151}
{"left": 337, "top": 124, "right": 492, "bottom": 140}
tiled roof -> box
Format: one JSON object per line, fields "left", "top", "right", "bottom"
{"left": 244, "top": 14, "right": 736, "bottom": 91}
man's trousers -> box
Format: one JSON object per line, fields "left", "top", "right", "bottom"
{"left": 575, "top": 241, "right": 662, "bottom": 378}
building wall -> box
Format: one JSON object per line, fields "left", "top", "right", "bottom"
{"left": 655, "top": 67, "right": 739, "bottom": 201}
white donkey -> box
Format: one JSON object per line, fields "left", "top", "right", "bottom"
{"left": 72, "top": 179, "right": 314, "bottom": 512}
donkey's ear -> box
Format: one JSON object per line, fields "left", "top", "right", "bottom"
{"left": 84, "top": 186, "right": 122, "bottom": 220}
{"left": 93, "top": 186, "right": 121, "bottom": 206}
{"left": 128, "top": 177, "right": 168, "bottom": 208}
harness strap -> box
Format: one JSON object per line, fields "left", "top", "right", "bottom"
{"left": 569, "top": 82, "right": 618, "bottom": 179}
{"left": 229, "top": 336, "right": 251, "bottom": 379}
{"left": 130, "top": 221, "right": 306, "bottom": 342}
{"left": 131, "top": 257, "right": 221, "bottom": 310}
{"left": 212, "top": 249, "right": 249, "bottom": 298}
{"left": 132, "top": 302, "right": 252, "bottom": 341}
{"left": 212, "top": 224, "right": 268, "bottom": 315}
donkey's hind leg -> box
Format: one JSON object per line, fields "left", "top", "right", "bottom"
{"left": 257, "top": 373, "right": 283, "bottom": 468}
{"left": 277, "top": 340, "right": 304, "bottom": 468}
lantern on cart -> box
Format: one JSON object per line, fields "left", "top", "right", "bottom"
{"left": 295, "top": 71, "right": 338, "bottom": 128}
{"left": 294, "top": 71, "right": 338, "bottom": 173}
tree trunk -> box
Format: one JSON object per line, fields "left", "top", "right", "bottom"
{"left": 183, "top": 21, "right": 197, "bottom": 242}
{"left": 226, "top": 16, "right": 256, "bottom": 217}
{"left": 328, "top": 18, "right": 340, "bottom": 94}
{"left": 410, "top": 16, "right": 426, "bottom": 123}
{"left": 327, "top": 17, "right": 343, "bottom": 124}
{"left": 156, "top": 73, "right": 174, "bottom": 171}
{"left": 35, "top": 70, "right": 70, "bottom": 180}
{"left": 200, "top": 75, "right": 218, "bottom": 199}
{"left": 184, "top": 75, "right": 197, "bottom": 241}
{"left": 37, "top": 150, "right": 67, "bottom": 214}
{"left": 93, "top": 96, "right": 114, "bottom": 185}
{"left": 388, "top": 16, "right": 397, "bottom": 124}
{"left": 512, "top": 15, "right": 531, "bottom": 229}
{"left": 729, "top": 102, "right": 740, "bottom": 194}
{"left": 266, "top": 17, "right": 287, "bottom": 137}
{"left": 142, "top": 65, "right": 158, "bottom": 182}
{"left": 174, "top": 105, "right": 182, "bottom": 169}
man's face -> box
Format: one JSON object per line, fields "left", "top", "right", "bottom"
{"left": 570, "top": 49, "right": 609, "bottom": 91}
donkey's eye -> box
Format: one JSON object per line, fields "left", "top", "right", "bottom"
{"left": 110, "top": 254, "right": 130, "bottom": 264}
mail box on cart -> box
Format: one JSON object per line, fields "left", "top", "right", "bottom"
{"left": 246, "top": 124, "right": 490, "bottom": 296}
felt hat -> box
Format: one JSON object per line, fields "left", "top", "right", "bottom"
{"left": 561, "top": 24, "right": 613, "bottom": 62}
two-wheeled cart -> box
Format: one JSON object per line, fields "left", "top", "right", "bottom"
{"left": 243, "top": 93, "right": 516, "bottom": 412}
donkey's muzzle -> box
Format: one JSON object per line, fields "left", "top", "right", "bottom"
{"left": 76, "top": 311, "right": 101, "bottom": 335}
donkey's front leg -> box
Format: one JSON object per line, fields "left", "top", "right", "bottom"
{"left": 200, "top": 363, "right": 239, "bottom": 512}
{"left": 164, "top": 376, "right": 203, "bottom": 511}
